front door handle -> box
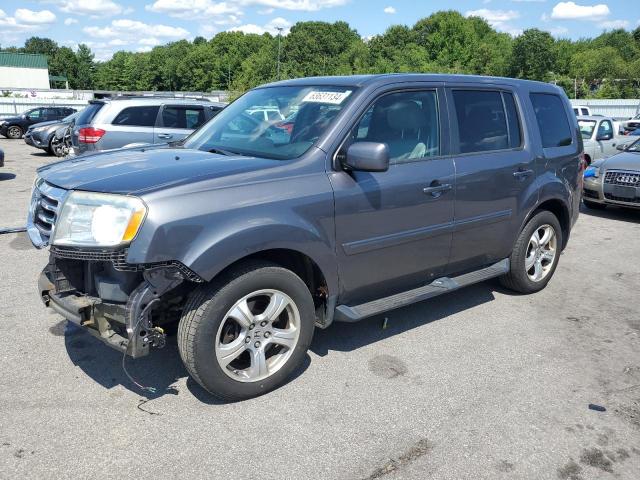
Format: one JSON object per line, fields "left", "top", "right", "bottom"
{"left": 513, "top": 169, "right": 534, "bottom": 180}
{"left": 157, "top": 133, "right": 173, "bottom": 139}
{"left": 423, "top": 183, "right": 452, "bottom": 198}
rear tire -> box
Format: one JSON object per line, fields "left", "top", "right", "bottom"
{"left": 177, "top": 261, "right": 315, "bottom": 401}
{"left": 7, "top": 125, "right": 23, "bottom": 139}
{"left": 500, "top": 210, "right": 563, "bottom": 294}
{"left": 583, "top": 199, "right": 606, "bottom": 210}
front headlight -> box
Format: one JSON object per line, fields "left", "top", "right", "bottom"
{"left": 31, "top": 126, "right": 47, "bottom": 133}
{"left": 52, "top": 191, "right": 147, "bottom": 247}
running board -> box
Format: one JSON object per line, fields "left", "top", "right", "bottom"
{"left": 334, "top": 258, "right": 509, "bottom": 322}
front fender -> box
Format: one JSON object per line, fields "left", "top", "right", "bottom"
{"left": 186, "top": 223, "right": 339, "bottom": 294}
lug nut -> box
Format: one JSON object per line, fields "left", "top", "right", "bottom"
{"left": 249, "top": 323, "right": 255, "bottom": 330}
{"left": 245, "top": 336, "right": 251, "bottom": 343}
{"left": 264, "top": 332, "right": 271, "bottom": 338}
{"left": 254, "top": 341, "right": 261, "bottom": 348}
{"left": 260, "top": 321, "right": 268, "bottom": 327}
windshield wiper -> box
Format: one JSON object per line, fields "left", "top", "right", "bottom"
{"left": 208, "top": 146, "right": 238, "bottom": 156}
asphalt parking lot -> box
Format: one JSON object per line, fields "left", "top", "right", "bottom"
{"left": 1, "top": 137, "right": 639, "bottom": 480}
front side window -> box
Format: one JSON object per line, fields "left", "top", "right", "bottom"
{"left": 350, "top": 90, "right": 440, "bottom": 164}
{"left": 27, "top": 109, "right": 42, "bottom": 120}
{"left": 597, "top": 120, "right": 613, "bottom": 139}
{"left": 112, "top": 106, "right": 160, "bottom": 127}
{"left": 452, "top": 90, "right": 521, "bottom": 154}
{"left": 530, "top": 93, "right": 572, "bottom": 148}
{"left": 183, "top": 85, "right": 355, "bottom": 160}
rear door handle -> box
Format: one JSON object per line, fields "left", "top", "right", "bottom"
{"left": 423, "top": 183, "right": 452, "bottom": 198}
{"left": 513, "top": 169, "right": 534, "bottom": 179}
{"left": 157, "top": 133, "right": 173, "bottom": 139}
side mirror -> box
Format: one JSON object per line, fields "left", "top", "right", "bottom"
{"left": 343, "top": 142, "right": 389, "bottom": 172}
{"left": 597, "top": 133, "right": 612, "bottom": 141}
{"left": 616, "top": 143, "right": 628, "bottom": 151}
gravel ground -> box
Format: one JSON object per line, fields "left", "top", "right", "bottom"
{"left": 1, "top": 137, "right": 639, "bottom": 480}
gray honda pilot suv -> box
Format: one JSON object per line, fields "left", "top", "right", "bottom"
{"left": 28, "top": 75, "right": 582, "bottom": 400}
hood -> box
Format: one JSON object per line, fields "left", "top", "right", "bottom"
{"left": 0, "top": 115, "right": 21, "bottom": 123}
{"left": 37, "top": 146, "right": 282, "bottom": 194}
{"left": 27, "top": 120, "right": 61, "bottom": 131}
{"left": 603, "top": 151, "right": 640, "bottom": 171}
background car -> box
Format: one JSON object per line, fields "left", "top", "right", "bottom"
{"left": 0, "top": 107, "right": 76, "bottom": 139}
{"left": 24, "top": 111, "right": 80, "bottom": 155}
{"left": 577, "top": 115, "right": 620, "bottom": 164}
{"left": 573, "top": 105, "right": 592, "bottom": 116}
{"left": 0, "top": 147, "right": 3, "bottom": 168}
{"left": 583, "top": 137, "right": 640, "bottom": 209}
{"left": 621, "top": 113, "right": 640, "bottom": 133}
{"left": 71, "top": 97, "right": 226, "bottom": 155}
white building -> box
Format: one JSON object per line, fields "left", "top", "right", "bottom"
{"left": 0, "top": 52, "right": 51, "bottom": 89}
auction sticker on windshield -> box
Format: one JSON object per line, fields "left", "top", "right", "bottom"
{"left": 302, "top": 90, "right": 352, "bottom": 105}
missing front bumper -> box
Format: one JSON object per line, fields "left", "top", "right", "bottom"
{"left": 39, "top": 263, "right": 185, "bottom": 358}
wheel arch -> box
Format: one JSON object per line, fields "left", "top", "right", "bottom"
{"left": 521, "top": 197, "right": 571, "bottom": 250}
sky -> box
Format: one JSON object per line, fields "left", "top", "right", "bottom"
{"left": 0, "top": 1, "right": 638, "bottom": 61}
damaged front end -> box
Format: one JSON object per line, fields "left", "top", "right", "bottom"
{"left": 39, "top": 247, "right": 202, "bottom": 358}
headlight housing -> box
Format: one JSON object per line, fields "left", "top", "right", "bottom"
{"left": 31, "top": 126, "right": 48, "bottom": 132}
{"left": 52, "top": 191, "right": 147, "bottom": 247}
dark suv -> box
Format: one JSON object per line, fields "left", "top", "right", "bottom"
{"left": 28, "top": 75, "right": 582, "bottom": 400}
{"left": 0, "top": 106, "right": 76, "bottom": 139}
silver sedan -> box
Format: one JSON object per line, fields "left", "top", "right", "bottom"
{"left": 583, "top": 138, "right": 640, "bottom": 209}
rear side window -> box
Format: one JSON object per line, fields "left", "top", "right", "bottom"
{"left": 76, "top": 102, "right": 104, "bottom": 125}
{"left": 452, "top": 90, "right": 521, "bottom": 154}
{"left": 162, "top": 106, "right": 206, "bottom": 129}
{"left": 113, "top": 106, "right": 160, "bottom": 127}
{"left": 530, "top": 93, "right": 572, "bottom": 148}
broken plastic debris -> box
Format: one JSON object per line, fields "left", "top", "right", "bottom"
{"left": 588, "top": 403, "right": 606, "bottom": 412}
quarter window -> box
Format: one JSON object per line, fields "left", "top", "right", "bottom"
{"left": 112, "top": 106, "right": 160, "bottom": 127}
{"left": 352, "top": 90, "right": 440, "bottom": 164}
{"left": 452, "top": 90, "right": 521, "bottom": 154}
{"left": 530, "top": 93, "right": 572, "bottom": 148}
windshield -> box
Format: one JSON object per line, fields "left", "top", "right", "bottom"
{"left": 183, "top": 85, "right": 355, "bottom": 160}
{"left": 578, "top": 120, "right": 596, "bottom": 139}
{"left": 62, "top": 111, "right": 80, "bottom": 122}
{"left": 626, "top": 138, "right": 640, "bottom": 152}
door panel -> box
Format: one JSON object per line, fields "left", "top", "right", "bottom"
{"left": 446, "top": 88, "right": 537, "bottom": 274}
{"left": 331, "top": 88, "right": 454, "bottom": 305}
{"left": 154, "top": 105, "right": 207, "bottom": 143}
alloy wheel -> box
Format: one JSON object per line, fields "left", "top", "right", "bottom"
{"left": 525, "top": 224, "right": 557, "bottom": 282}
{"left": 215, "top": 289, "right": 300, "bottom": 383}
{"left": 7, "top": 126, "right": 22, "bottom": 139}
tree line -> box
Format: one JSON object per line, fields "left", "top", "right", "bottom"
{"left": 4, "top": 11, "right": 640, "bottom": 98}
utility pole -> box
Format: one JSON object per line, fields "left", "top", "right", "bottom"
{"left": 276, "top": 27, "right": 284, "bottom": 80}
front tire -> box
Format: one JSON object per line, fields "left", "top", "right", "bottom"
{"left": 500, "top": 210, "right": 563, "bottom": 294}
{"left": 7, "top": 125, "right": 23, "bottom": 139}
{"left": 178, "top": 261, "right": 315, "bottom": 401}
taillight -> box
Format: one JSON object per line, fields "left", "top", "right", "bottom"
{"left": 78, "top": 127, "right": 105, "bottom": 144}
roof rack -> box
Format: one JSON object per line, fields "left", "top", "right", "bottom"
{"left": 108, "top": 94, "right": 212, "bottom": 102}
